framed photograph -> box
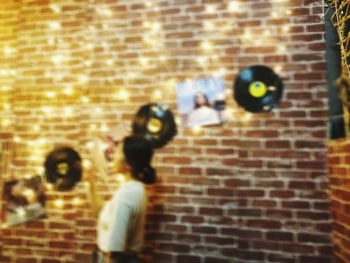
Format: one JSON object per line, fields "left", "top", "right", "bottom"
{"left": 2, "top": 176, "right": 46, "bottom": 226}
{"left": 176, "top": 77, "right": 226, "bottom": 127}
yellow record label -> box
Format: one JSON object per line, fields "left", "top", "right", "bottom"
{"left": 249, "top": 81, "right": 267, "bottom": 98}
{"left": 147, "top": 118, "right": 163, "bottom": 133}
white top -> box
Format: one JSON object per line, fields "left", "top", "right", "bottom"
{"left": 187, "top": 106, "right": 221, "bottom": 127}
{"left": 97, "top": 180, "right": 147, "bottom": 253}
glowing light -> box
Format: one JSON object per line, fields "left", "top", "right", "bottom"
{"left": 139, "top": 57, "right": 149, "bottom": 65}
{"left": 90, "top": 124, "right": 97, "bottom": 131}
{"left": 215, "top": 68, "right": 226, "bottom": 77}
{"left": 63, "top": 86, "right": 73, "bottom": 95}
{"left": 151, "top": 22, "right": 161, "bottom": 32}
{"left": 106, "top": 59, "right": 113, "bottom": 66}
{"left": 271, "top": 11, "right": 278, "bottom": 18}
{"left": 46, "top": 183, "right": 54, "bottom": 191}
{"left": 152, "top": 90, "right": 162, "bottom": 100}
{"left": 242, "top": 113, "right": 252, "bottom": 122}
{"left": 117, "top": 173, "right": 125, "bottom": 183}
{"left": 196, "top": 56, "right": 208, "bottom": 64}
{"left": 127, "top": 72, "right": 137, "bottom": 79}
{"left": 48, "top": 21, "right": 61, "bottom": 30}
{"left": 23, "top": 189, "right": 35, "bottom": 200}
{"left": 95, "top": 107, "right": 103, "bottom": 114}
{"left": 16, "top": 208, "right": 26, "bottom": 217}
{"left": 206, "top": 5, "right": 216, "bottom": 14}
{"left": 64, "top": 107, "right": 74, "bottom": 117}
{"left": 278, "top": 45, "right": 286, "bottom": 53}
{"left": 282, "top": 25, "right": 290, "bottom": 33}
{"left": 204, "top": 21, "right": 215, "bottom": 31}
{"left": 37, "top": 167, "right": 44, "bottom": 174}
{"left": 33, "top": 125, "right": 41, "bottom": 132}
{"left": 78, "top": 75, "right": 89, "bottom": 83}
{"left": 263, "top": 29, "right": 271, "bottom": 36}
{"left": 100, "top": 124, "right": 108, "bottom": 132}
{"left": 46, "top": 91, "right": 56, "bottom": 98}
{"left": 274, "top": 65, "right": 283, "bottom": 73}
{"left": 286, "top": 9, "right": 292, "bottom": 15}
{"left": 159, "top": 55, "right": 166, "bottom": 62}
{"left": 175, "top": 117, "right": 181, "bottom": 126}
{"left": 96, "top": 6, "right": 113, "bottom": 17}
{"left": 50, "top": 4, "right": 61, "bottom": 13}
{"left": 3, "top": 46, "right": 15, "bottom": 56}
{"left": 42, "top": 106, "right": 53, "bottom": 114}
{"left": 3, "top": 103, "right": 11, "bottom": 110}
{"left": 242, "top": 29, "right": 252, "bottom": 41}
{"left": 54, "top": 199, "right": 64, "bottom": 208}
{"left": 201, "top": 41, "right": 213, "bottom": 51}
{"left": 1, "top": 119, "right": 11, "bottom": 127}
{"left": 192, "top": 125, "right": 203, "bottom": 135}
{"left": 51, "top": 54, "right": 63, "bottom": 64}
{"left": 72, "top": 197, "right": 82, "bottom": 206}
{"left": 83, "top": 160, "right": 92, "bottom": 169}
{"left": 86, "top": 141, "right": 94, "bottom": 149}
{"left": 14, "top": 136, "right": 22, "bottom": 143}
{"left": 81, "top": 96, "right": 90, "bottom": 103}
{"left": 0, "top": 85, "right": 12, "bottom": 91}
{"left": 228, "top": 2, "right": 241, "bottom": 12}
{"left": 37, "top": 138, "right": 47, "bottom": 145}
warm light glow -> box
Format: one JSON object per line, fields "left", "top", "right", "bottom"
{"left": 81, "top": 96, "right": 90, "bottom": 103}
{"left": 96, "top": 6, "right": 113, "bottom": 17}
{"left": 201, "top": 41, "right": 213, "bottom": 51}
{"left": 151, "top": 22, "right": 161, "bottom": 32}
{"left": 48, "top": 21, "right": 61, "bottom": 30}
{"left": 271, "top": 11, "right": 278, "bottom": 18}
{"left": 228, "top": 2, "right": 241, "bottom": 12}
{"left": 46, "top": 91, "right": 57, "bottom": 98}
{"left": 95, "top": 107, "right": 103, "bottom": 114}
{"left": 117, "top": 173, "right": 125, "bottom": 183}
{"left": 100, "top": 124, "right": 108, "bottom": 132}
{"left": 42, "top": 106, "right": 53, "bottom": 114}
{"left": 205, "top": 5, "right": 216, "bottom": 14}
{"left": 282, "top": 25, "right": 290, "bottom": 33}
{"left": 72, "top": 197, "right": 82, "bottom": 206}
{"left": 3, "top": 46, "right": 15, "bottom": 56}
{"left": 152, "top": 90, "right": 162, "bottom": 100}
{"left": 3, "top": 103, "right": 11, "bottom": 110}
{"left": 139, "top": 57, "right": 149, "bottom": 65}
{"left": 46, "top": 183, "right": 54, "bottom": 191}
{"left": 63, "top": 86, "right": 73, "bottom": 95}
{"left": 192, "top": 125, "right": 203, "bottom": 135}
{"left": 242, "top": 113, "right": 252, "bottom": 122}
{"left": 86, "top": 141, "right": 94, "bottom": 149}
{"left": 204, "top": 21, "right": 215, "bottom": 31}
{"left": 78, "top": 75, "right": 89, "bottom": 83}
{"left": 90, "top": 124, "right": 97, "bottom": 131}
{"left": 286, "top": 9, "right": 292, "bottom": 15}
{"left": 159, "top": 55, "right": 166, "bottom": 62}
{"left": 54, "top": 199, "right": 64, "bottom": 208}
{"left": 50, "top": 4, "right": 61, "bottom": 13}
{"left": 51, "top": 54, "right": 64, "bottom": 64}
{"left": 16, "top": 207, "right": 26, "bottom": 217}
{"left": 278, "top": 45, "right": 286, "bottom": 53}
{"left": 106, "top": 59, "right": 114, "bottom": 66}
{"left": 37, "top": 138, "right": 47, "bottom": 145}
{"left": 175, "top": 117, "right": 181, "bottom": 126}
{"left": 274, "top": 65, "right": 283, "bottom": 73}
{"left": 36, "top": 167, "right": 44, "bottom": 175}
{"left": 1, "top": 119, "right": 11, "bottom": 127}
{"left": 14, "top": 136, "right": 22, "bottom": 143}
{"left": 83, "top": 160, "right": 92, "bottom": 169}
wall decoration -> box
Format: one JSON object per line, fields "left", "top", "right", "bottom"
{"left": 1, "top": 176, "right": 46, "bottom": 226}
{"left": 176, "top": 77, "right": 226, "bottom": 127}
{"left": 234, "top": 65, "right": 283, "bottom": 113}
{"left": 44, "top": 147, "right": 82, "bottom": 191}
{"left": 132, "top": 103, "right": 177, "bottom": 148}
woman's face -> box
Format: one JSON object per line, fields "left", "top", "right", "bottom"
{"left": 195, "top": 93, "right": 206, "bottom": 106}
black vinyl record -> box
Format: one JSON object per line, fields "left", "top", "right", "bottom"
{"left": 44, "top": 147, "right": 82, "bottom": 191}
{"left": 132, "top": 103, "right": 177, "bottom": 148}
{"left": 234, "top": 65, "right": 283, "bottom": 113}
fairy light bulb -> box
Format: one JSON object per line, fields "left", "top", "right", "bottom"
{"left": 215, "top": 68, "right": 226, "bottom": 77}
{"left": 46, "top": 183, "right": 54, "bottom": 191}
{"left": 242, "top": 113, "right": 252, "bottom": 122}
{"left": 14, "top": 136, "right": 22, "bottom": 143}
{"left": 50, "top": 4, "right": 61, "bottom": 13}
{"left": 197, "top": 56, "right": 208, "bottom": 64}
{"left": 3, "top": 46, "right": 15, "bottom": 56}
{"left": 46, "top": 91, "right": 57, "bottom": 98}
{"left": 51, "top": 54, "right": 63, "bottom": 65}
{"left": 37, "top": 138, "right": 47, "bottom": 145}
{"left": 274, "top": 65, "right": 283, "bottom": 73}
{"left": 37, "top": 166, "right": 44, "bottom": 175}
{"left": 48, "top": 21, "right": 61, "bottom": 30}
{"left": 1, "top": 119, "right": 11, "bottom": 127}
{"left": 16, "top": 207, "right": 26, "bottom": 217}
{"left": 139, "top": 57, "right": 149, "bottom": 65}
{"left": 206, "top": 5, "right": 216, "bottom": 14}
{"left": 72, "top": 197, "right": 82, "bottom": 206}
{"left": 243, "top": 29, "right": 252, "bottom": 41}
{"left": 78, "top": 75, "right": 89, "bottom": 84}
{"left": 3, "top": 103, "right": 11, "bottom": 110}
{"left": 90, "top": 124, "right": 97, "bottom": 131}
{"left": 106, "top": 59, "right": 113, "bottom": 66}
{"left": 282, "top": 25, "right": 290, "bottom": 33}
{"left": 81, "top": 96, "right": 90, "bottom": 103}
{"left": 83, "top": 160, "right": 92, "bottom": 169}
{"left": 151, "top": 22, "right": 161, "bottom": 32}
{"left": 286, "top": 9, "right": 292, "bottom": 15}
{"left": 228, "top": 2, "right": 240, "bottom": 12}
{"left": 152, "top": 90, "right": 162, "bottom": 100}
{"left": 86, "top": 141, "right": 94, "bottom": 149}
{"left": 63, "top": 86, "right": 73, "bottom": 95}
{"left": 192, "top": 125, "right": 203, "bottom": 135}
{"left": 54, "top": 199, "right": 64, "bottom": 208}
{"left": 204, "top": 21, "right": 215, "bottom": 30}
{"left": 271, "top": 11, "right": 278, "bottom": 18}
{"left": 117, "top": 173, "right": 126, "bottom": 183}
{"left": 0, "top": 85, "right": 12, "bottom": 91}
{"left": 201, "top": 41, "right": 213, "bottom": 51}
{"left": 100, "top": 124, "right": 108, "bottom": 132}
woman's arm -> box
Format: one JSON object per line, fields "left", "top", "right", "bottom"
{"left": 86, "top": 178, "right": 103, "bottom": 219}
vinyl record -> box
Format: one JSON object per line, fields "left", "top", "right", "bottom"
{"left": 234, "top": 65, "right": 283, "bottom": 113}
{"left": 44, "top": 147, "right": 82, "bottom": 191}
{"left": 132, "top": 103, "right": 177, "bottom": 148}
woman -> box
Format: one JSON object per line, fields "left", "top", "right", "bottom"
{"left": 187, "top": 91, "right": 221, "bottom": 127}
{"left": 89, "top": 135, "right": 156, "bottom": 263}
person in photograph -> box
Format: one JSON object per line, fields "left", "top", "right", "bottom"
{"left": 88, "top": 135, "right": 156, "bottom": 263}
{"left": 187, "top": 91, "right": 221, "bottom": 127}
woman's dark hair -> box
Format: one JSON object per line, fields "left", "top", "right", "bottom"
{"left": 194, "top": 92, "right": 211, "bottom": 109}
{"left": 123, "top": 135, "right": 156, "bottom": 184}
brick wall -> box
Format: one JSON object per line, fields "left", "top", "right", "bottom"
{"left": 0, "top": 0, "right": 333, "bottom": 262}
{"left": 328, "top": 139, "right": 350, "bottom": 263}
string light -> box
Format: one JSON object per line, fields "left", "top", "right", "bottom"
{"left": 192, "top": 125, "right": 203, "bottom": 135}
{"left": 1, "top": 118, "right": 11, "bottom": 127}
{"left": 3, "top": 103, "right": 11, "bottom": 110}
{"left": 50, "top": 3, "right": 61, "bottom": 13}
{"left": 63, "top": 86, "right": 73, "bottom": 95}
{"left": 48, "top": 21, "right": 61, "bottom": 30}
{"left": 242, "top": 113, "right": 252, "bottom": 122}
{"left": 3, "top": 46, "right": 15, "bottom": 56}
{"left": 201, "top": 41, "right": 213, "bottom": 51}
{"left": 204, "top": 21, "right": 215, "bottom": 31}
{"left": 72, "top": 197, "right": 82, "bottom": 206}
{"left": 81, "top": 96, "right": 90, "bottom": 103}
{"left": 205, "top": 5, "right": 216, "bottom": 14}
{"left": 46, "top": 183, "right": 54, "bottom": 191}
{"left": 152, "top": 90, "right": 162, "bottom": 100}
{"left": 14, "top": 136, "right": 22, "bottom": 143}
{"left": 228, "top": 2, "right": 241, "bottom": 12}
{"left": 83, "top": 160, "right": 92, "bottom": 169}
{"left": 100, "top": 124, "right": 108, "bottom": 132}
{"left": 54, "top": 199, "right": 64, "bottom": 208}
{"left": 0, "top": 85, "right": 12, "bottom": 91}
{"left": 282, "top": 25, "right": 290, "bottom": 33}
{"left": 46, "top": 91, "right": 57, "bottom": 98}
{"left": 33, "top": 125, "right": 41, "bottom": 132}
